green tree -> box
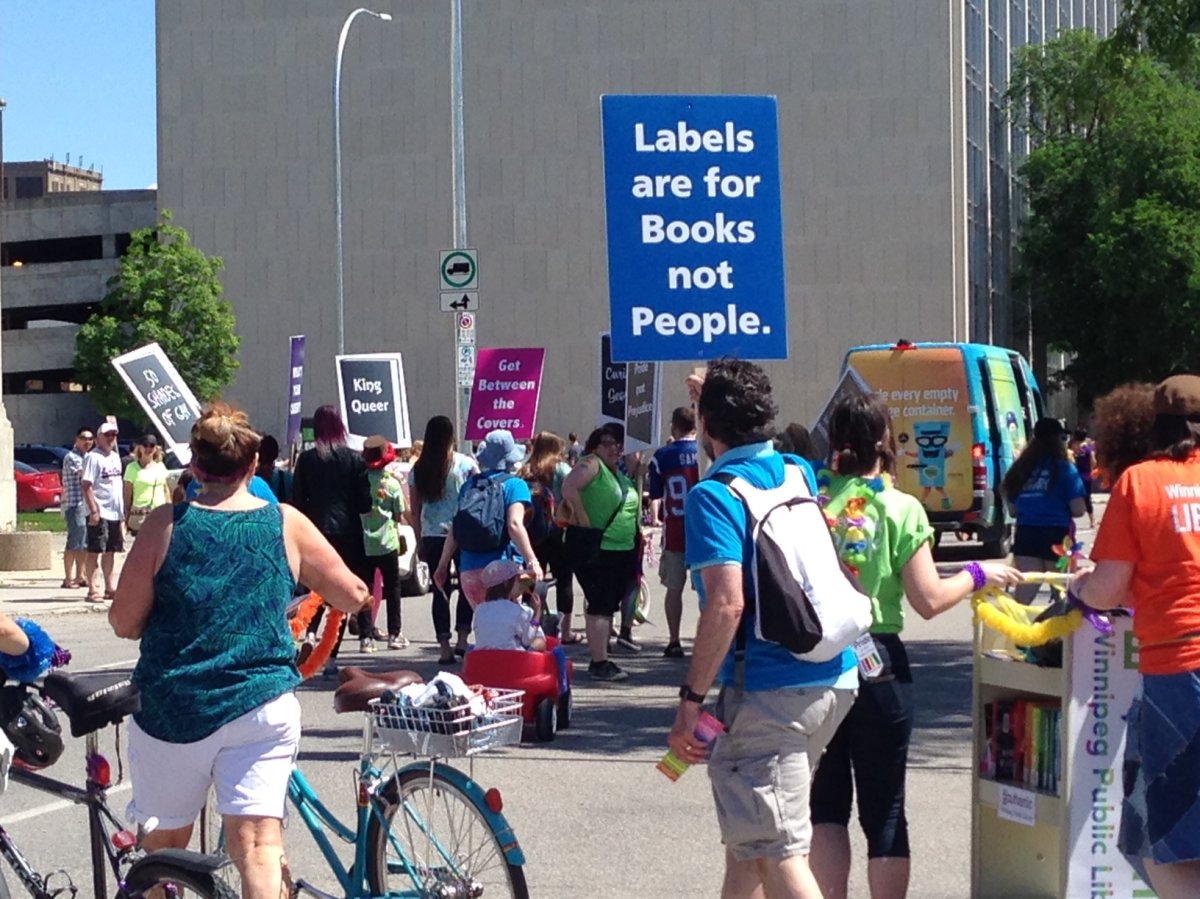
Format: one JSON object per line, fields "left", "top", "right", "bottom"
{"left": 74, "top": 211, "right": 240, "bottom": 421}
{"left": 1009, "top": 32, "right": 1200, "bottom": 406}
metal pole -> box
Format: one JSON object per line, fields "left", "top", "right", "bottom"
{"left": 451, "top": 0, "right": 473, "bottom": 447}
{"left": 334, "top": 8, "right": 392, "bottom": 358}
{"left": 0, "top": 98, "right": 15, "bottom": 530}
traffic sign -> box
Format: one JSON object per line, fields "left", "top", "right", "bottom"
{"left": 458, "top": 312, "right": 476, "bottom": 345}
{"left": 457, "top": 344, "right": 476, "bottom": 372}
{"left": 439, "top": 248, "right": 479, "bottom": 291}
{"left": 440, "top": 291, "right": 479, "bottom": 313}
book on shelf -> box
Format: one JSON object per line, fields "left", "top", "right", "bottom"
{"left": 982, "top": 698, "right": 1062, "bottom": 795}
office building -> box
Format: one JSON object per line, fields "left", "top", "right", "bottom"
{"left": 156, "top": 1, "right": 1118, "bottom": 436}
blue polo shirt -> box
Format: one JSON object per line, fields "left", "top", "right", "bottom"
{"left": 684, "top": 441, "right": 856, "bottom": 691}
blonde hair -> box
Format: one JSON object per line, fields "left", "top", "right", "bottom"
{"left": 191, "top": 402, "right": 261, "bottom": 481}
{"left": 519, "top": 432, "right": 565, "bottom": 486}
{"left": 138, "top": 444, "right": 164, "bottom": 465}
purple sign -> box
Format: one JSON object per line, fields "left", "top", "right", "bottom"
{"left": 285, "top": 335, "right": 305, "bottom": 448}
{"left": 466, "top": 347, "right": 545, "bottom": 441}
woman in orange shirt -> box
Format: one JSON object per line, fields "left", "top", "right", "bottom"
{"left": 1074, "top": 375, "right": 1200, "bottom": 899}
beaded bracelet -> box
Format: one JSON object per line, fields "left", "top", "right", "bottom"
{"left": 963, "top": 561, "right": 988, "bottom": 593}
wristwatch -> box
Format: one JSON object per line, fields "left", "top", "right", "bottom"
{"left": 679, "top": 684, "right": 706, "bottom": 704}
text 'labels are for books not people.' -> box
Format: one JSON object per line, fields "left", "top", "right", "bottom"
{"left": 601, "top": 95, "right": 787, "bottom": 362}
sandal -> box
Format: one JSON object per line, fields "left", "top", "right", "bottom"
{"left": 59, "top": 580, "right": 72, "bottom": 590}
{"left": 559, "top": 633, "right": 585, "bottom": 645}
{"left": 85, "top": 593, "right": 106, "bottom": 603}
{"left": 104, "top": 590, "right": 116, "bottom": 601}
{"left": 438, "top": 653, "right": 458, "bottom": 666}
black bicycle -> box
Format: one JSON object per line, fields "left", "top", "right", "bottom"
{"left": 0, "top": 669, "right": 233, "bottom": 898}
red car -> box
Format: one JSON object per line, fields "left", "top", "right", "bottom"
{"left": 15, "top": 462, "right": 62, "bottom": 512}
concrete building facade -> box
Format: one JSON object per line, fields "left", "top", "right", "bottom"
{"left": 155, "top": 0, "right": 1117, "bottom": 439}
{"left": 0, "top": 189, "right": 157, "bottom": 442}
{"left": 1, "top": 160, "right": 103, "bottom": 201}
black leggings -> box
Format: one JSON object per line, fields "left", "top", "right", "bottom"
{"left": 361, "top": 550, "right": 401, "bottom": 637}
{"left": 809, "top": 633, "right": 915, "bottom": 858}
{"left": 321, "top": 533, "right": 372, "bottom": 659}
{"left": 422, "top": 535, "right": 473, "bottom": 640}
{"left": 534, "top": 528, "right": 576, "bottom": 617}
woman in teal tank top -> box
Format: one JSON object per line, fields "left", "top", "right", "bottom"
{"left": 561, "top": 425, "right": 642, "bottom": 683}
{"left": 110, "top": 404, "right": 370, "bottom": 898}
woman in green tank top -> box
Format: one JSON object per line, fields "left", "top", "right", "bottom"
{"left": 561, "top": 425, "right": 642, "bottom": 682}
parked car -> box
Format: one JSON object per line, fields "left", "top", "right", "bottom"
{"left": 13, "top": 444, "right": 70, "bottom": 473}
{"left": 15, "top": 461, "right": 62, "bottom": 512}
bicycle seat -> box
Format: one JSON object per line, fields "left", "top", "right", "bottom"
{"left": 42, "top": 670, "right": 141, "bottom": 738}
{"left": 334, "top": 666, "right": 423, "bottom": 714}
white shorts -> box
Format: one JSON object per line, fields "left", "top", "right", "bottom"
{"left": 127, "top": 692, "right": 300, "bottom": 831}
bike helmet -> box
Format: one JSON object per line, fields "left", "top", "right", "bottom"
{"left": 2, "top": 693, "right": 63, "bottom": 769}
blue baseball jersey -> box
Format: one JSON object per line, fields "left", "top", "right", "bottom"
{"left": 647, "top": 438, "right": 699, "bottom": 552}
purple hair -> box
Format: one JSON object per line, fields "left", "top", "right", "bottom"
{"left": 313, "top": 404, "right": 348, "bottom": 456}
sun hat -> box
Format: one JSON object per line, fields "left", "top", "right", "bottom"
{"left": 476, "top": 429, "right": 525, "bottom": 471}
{"left": 362, "top": 434, "right": 396, "bottom": 471}
{"left": 480, "top": 558, "right": 524, "bottom": 589}
{"left": 1153, "top": 374, "right": 1200, "bottom": 417}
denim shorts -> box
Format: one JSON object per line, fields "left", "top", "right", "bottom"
{"left": 63, "top": 504, "right": 87, "bottom": 552}
{"left": 1119, "top": 670, "right": 1200, "bottom": 865}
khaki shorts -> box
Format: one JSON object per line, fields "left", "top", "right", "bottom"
{"left": 658, "top": 550, "right": 687, "bottom": 591}
{"left": 708, "top": 686, "right": 855, "bottom": 861}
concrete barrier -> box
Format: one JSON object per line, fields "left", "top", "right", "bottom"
{"left": 0, "top": 532, "right": 53, "bottom": 571}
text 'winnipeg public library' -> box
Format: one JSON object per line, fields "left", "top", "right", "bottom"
{"left": 626, "top": 120, "right": 770, "bottom": 345}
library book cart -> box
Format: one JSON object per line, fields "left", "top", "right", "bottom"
{"left": 970, "top": 609, "right": 1157, "bottom": 898}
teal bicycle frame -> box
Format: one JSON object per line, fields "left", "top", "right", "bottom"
{"left": 284, "top": 720, "right": 525, "bottom": 898}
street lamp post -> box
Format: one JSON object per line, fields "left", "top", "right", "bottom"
{"left": 0, "top": 98, "right": 16, "bottom": 530}
{"left": 334, "top": 8, "right": 392, "bottom": 357}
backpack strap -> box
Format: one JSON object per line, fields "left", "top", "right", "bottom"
{"left": 711, "top": 463, "right": 818, "bottom": 693}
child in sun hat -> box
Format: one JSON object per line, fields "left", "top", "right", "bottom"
{"left": 471, "top": 559, "right": 545, "bottom": 652}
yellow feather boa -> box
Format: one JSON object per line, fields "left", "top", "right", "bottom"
{"left": 971, "top": 573, "right": 1083, "bottom": 646}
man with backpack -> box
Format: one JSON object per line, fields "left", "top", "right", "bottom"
{"left": 647, "top": 406, "right": 700, "bottom": 659}
{"left": 433, "top": 429, "right": 543, "bottom": 633}
{"left": 667, "top": 359, "right": 860, "bottom": 899}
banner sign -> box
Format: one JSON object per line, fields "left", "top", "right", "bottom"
{"left": 111, "top": 342, "right": 203, "bottom": 464}
{"left": 335, "top": 353, "right": 412, "bottom": 450}
{"left": 285, "top": 335, "right": 305, "bottom": 448}
{"left": 465, "top": 348, "right": 545, "bottom": 442}
{"left": 599, "top": 333, "right": 628, "bottom": 425}
{"left": 623, "top": 361, "right": 662, "bottom": 453}
{"left": 600, "top": 94, "right": 788, "bottom": 362}
{"left": 809, "top": 366, "right": 871, "bottom": 463}
{"left": 1066, "top": 618, "right": 1157, "bottom": 897}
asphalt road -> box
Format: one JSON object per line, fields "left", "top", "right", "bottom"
{"left": 0, "top": 499, "right": 1106, "bottom": 897}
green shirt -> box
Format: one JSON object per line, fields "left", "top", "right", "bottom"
{"left": 123, "top": 460, "right": 170, "bottom": 509}
{"left": 820, "top": 472, "right": 934, "bottom": 634}
{"left": 579, "top": 456, "right": 640, "bottom": 551}
{"left": 362, "top": 469, "right": 407, "bottom": 556}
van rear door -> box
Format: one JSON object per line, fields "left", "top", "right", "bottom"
{"left": 845, "top": 345, "right": 974, "bottom": 519}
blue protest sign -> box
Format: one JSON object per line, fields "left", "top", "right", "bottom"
{"left": 601, "top": 95, "right": 787, "bottom": 362}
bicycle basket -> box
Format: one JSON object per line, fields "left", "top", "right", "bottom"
{"left": 370, "top": 688, "right": 524, "bottom": 757}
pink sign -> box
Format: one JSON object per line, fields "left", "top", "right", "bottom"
{"left": 465, "top": 347, "right": 546, "bottom": 441}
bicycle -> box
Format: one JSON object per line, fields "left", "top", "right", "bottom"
{"left": 201, "top": 666, "right": 529, "bottom": 898}
{"left": 0, "top": 668, "right": 233, "bottom": 898}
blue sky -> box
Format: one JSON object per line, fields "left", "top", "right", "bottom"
{"left": 0, "top": 0, "right": 157, "bottom": 189}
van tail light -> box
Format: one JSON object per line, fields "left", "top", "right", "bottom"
{"left": 972, "top": 443, "right": 988, "bottom": 491}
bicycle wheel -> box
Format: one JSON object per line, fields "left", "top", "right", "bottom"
{"left": 198, "top": 790, "right": 242, "bottom": 896}
{"left": 366, "top": 767, "right": 528, "bottom": 898}
{"left": 123, "top": 860, "right": 237, "bottom": 898}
